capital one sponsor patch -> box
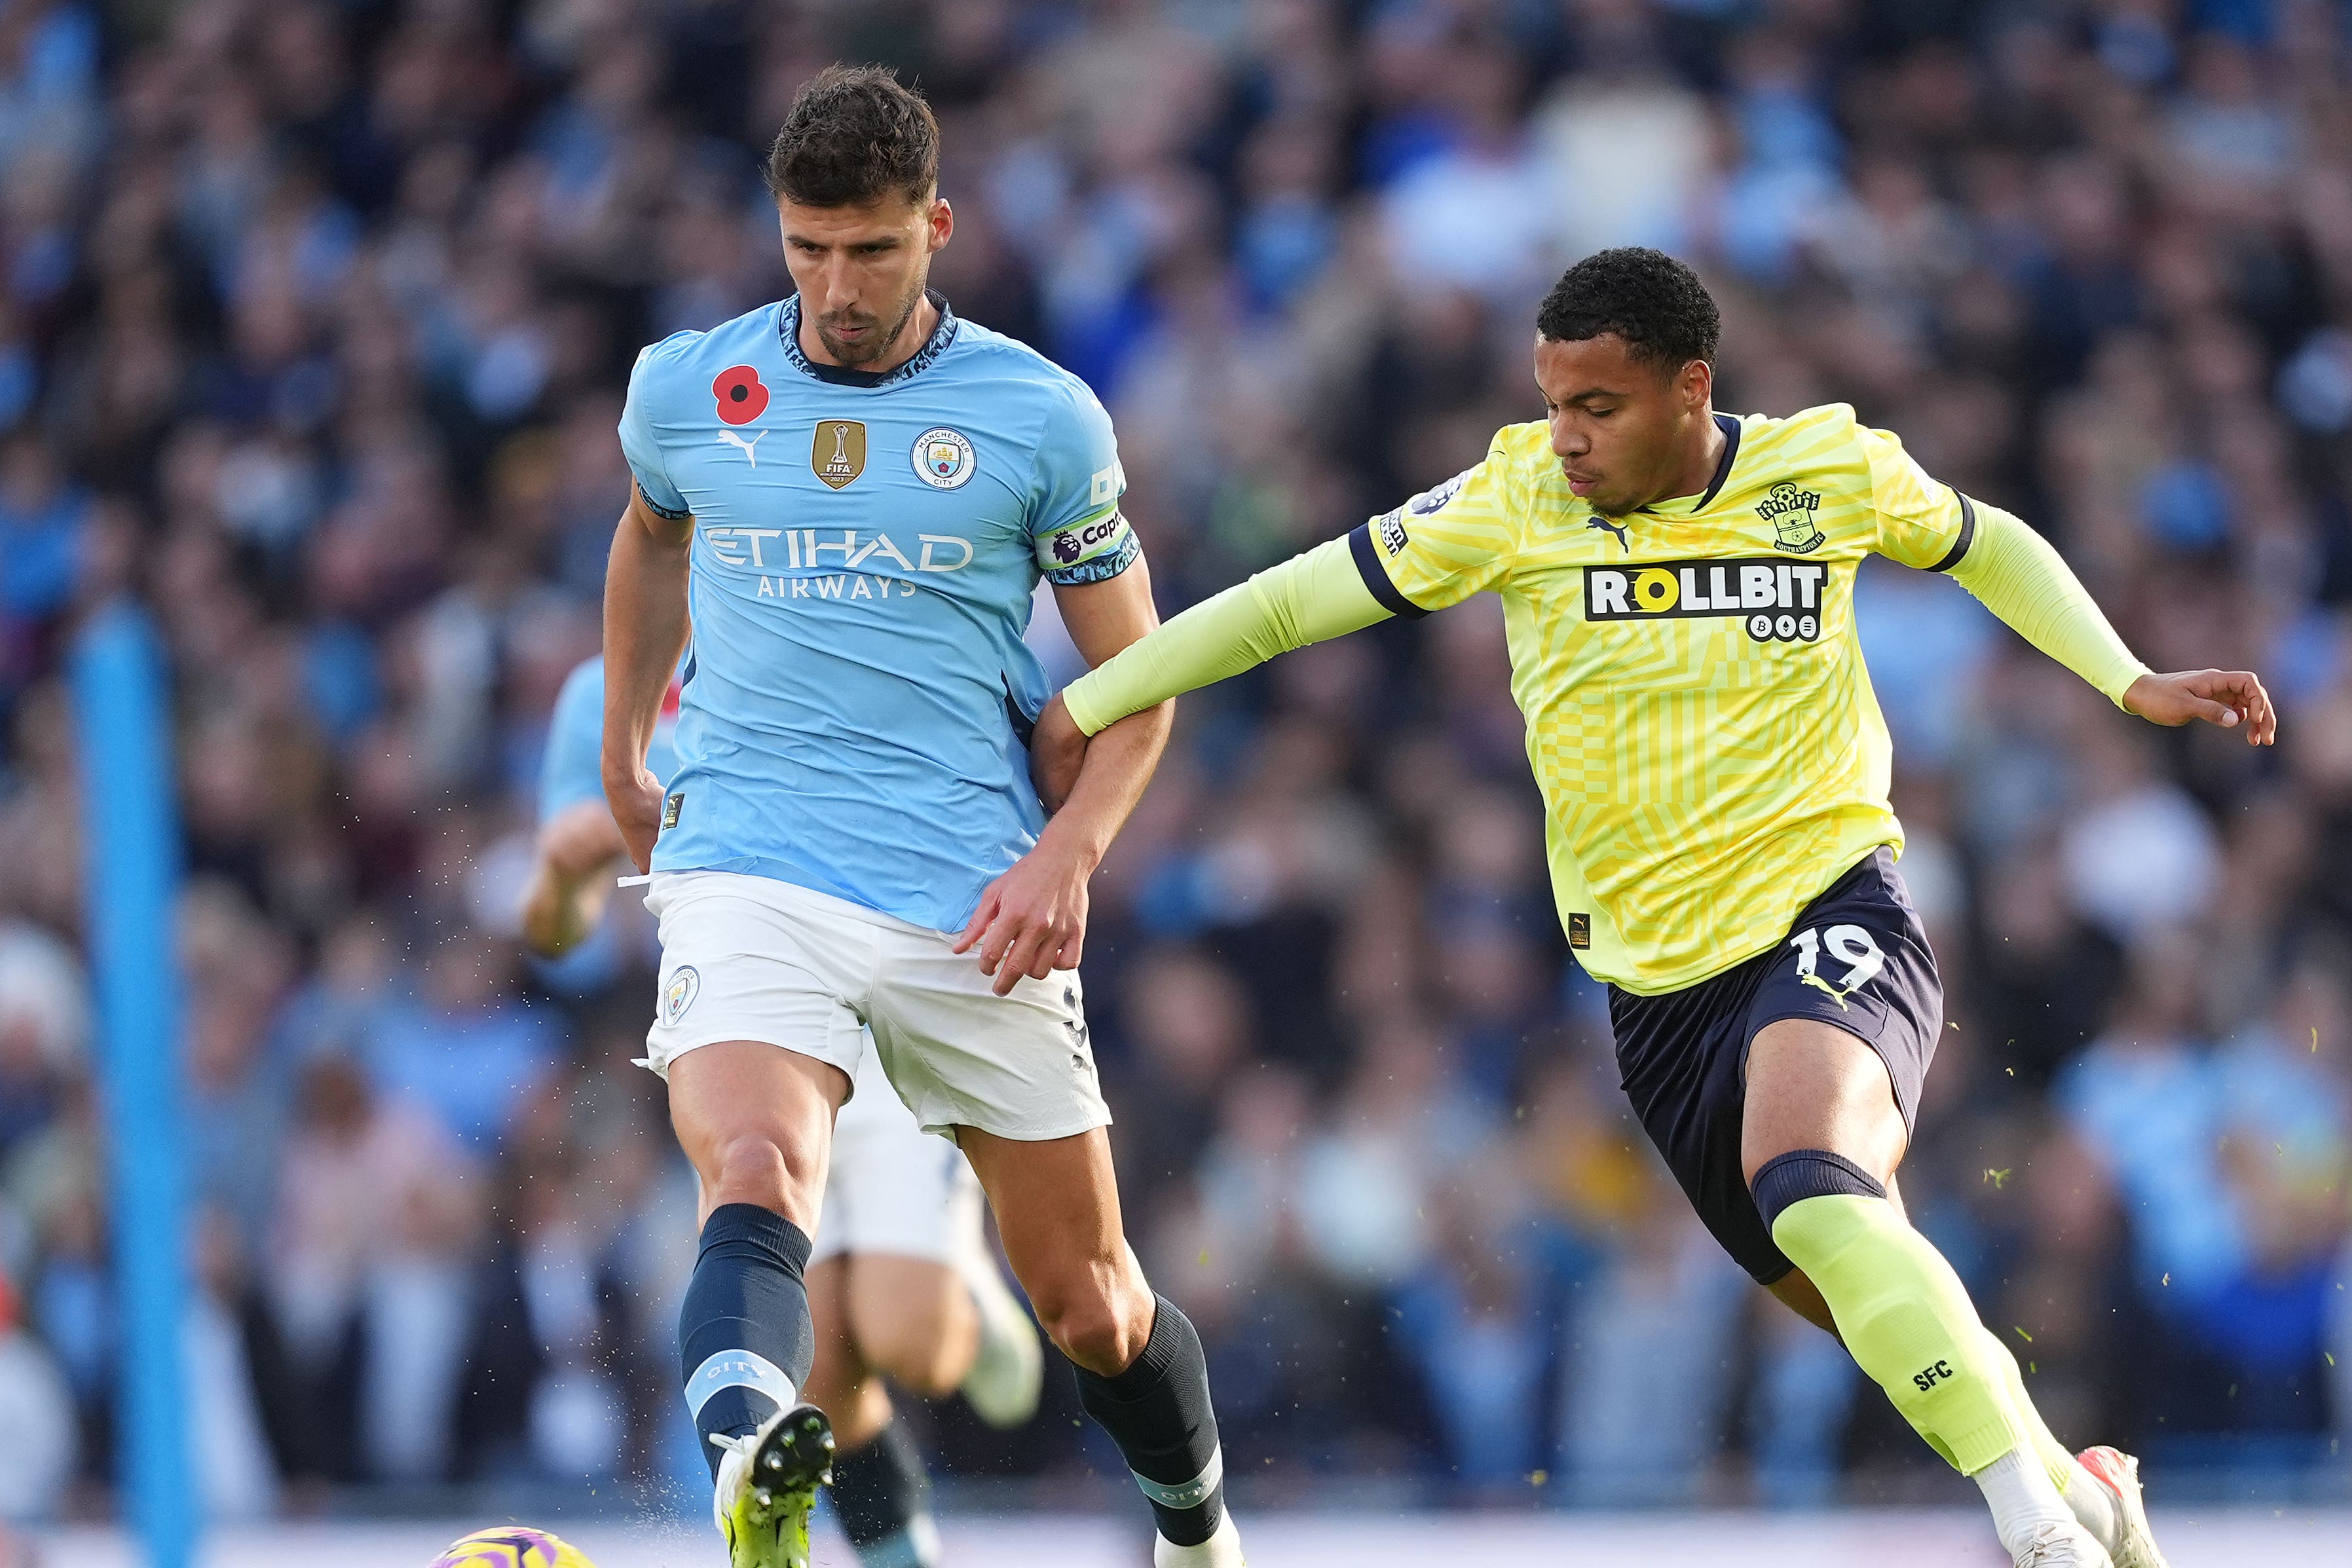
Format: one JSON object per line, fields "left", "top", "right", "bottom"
{"left": 1038, "top": 512, "right": 1128, "bottom": 568}
{"left": 1584, "top": 556, "right": 1829, "bottom": 643}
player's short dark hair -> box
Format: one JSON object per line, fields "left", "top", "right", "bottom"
{"left": 1537, "top": 248, "right": 1720, "bottom": 373}
{"left": 764, "top": 64, "right": 939, "bottom": 209}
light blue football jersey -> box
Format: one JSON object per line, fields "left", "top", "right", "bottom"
{"left": 540, "top": 655, "right": 681, "bottom": 824}
{"left": 617, "top": 293, "right": 1136, "bottom": 933}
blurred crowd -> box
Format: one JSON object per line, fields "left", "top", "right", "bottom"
{"left": 1, "top": 0, "right": 2351, "bottom": 1527}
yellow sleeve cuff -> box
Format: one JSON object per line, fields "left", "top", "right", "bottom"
{"left": 1945, "top": 504, "right": 2148, "bottom": 707}
{"left": 1063, "top": 532, "right": 1391, "bottom": 736}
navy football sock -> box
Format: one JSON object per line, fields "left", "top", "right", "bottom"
{"left": 830, "top": 1419, "right": 939, "bottom": 1566}
{"left": 680, "top": 1203, "right": 816, "bottom": 1479}
{"left": 1074, "top": 1296, "right": 1226, "bottom": 1547}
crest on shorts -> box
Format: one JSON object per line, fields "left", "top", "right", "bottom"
{"left": 1758, "top": 481, "right": 1824, "bottom": 554}
{"left": 912, "top": 426, "right": 976, "bottom": 489}
{"left": 812, "top": 419, "right": 867, "bottom": 489}
{"left": 663, "top": 966, "right": 700, "bottom": 1025}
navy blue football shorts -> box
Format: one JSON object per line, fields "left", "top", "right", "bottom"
{"left": 1606, "top": 848, "right": 1942, "bottom": 1285}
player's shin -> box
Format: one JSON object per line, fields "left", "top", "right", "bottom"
{"left": 1073, "top": 1295, "right": 1234, "bottom": 1558}
{"left": 829, "top": 1420, "right": 941, "bottom": 1568}
{"left": 682, "top": 1203, "right": 819, "bottom": 1474}
{"left": 1756, "top": 1153, "right": 2091, "bottom": 1563}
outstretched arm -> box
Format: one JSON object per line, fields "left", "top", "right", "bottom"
{"left": 1945, "top": 504, "right": 2275, "bottom": 744}
{"left": 1029, "top": 531, "right": 1396, "bottom": 798}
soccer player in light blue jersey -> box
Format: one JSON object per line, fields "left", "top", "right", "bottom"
{"left": 525, "top": 654, "right": 1045, "bottom": 1568}
{"left": 600, "top": 67, "right": 1241, "bottom": 1568}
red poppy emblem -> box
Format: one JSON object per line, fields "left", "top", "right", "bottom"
{"left": 713, "top": 365, "right": 768, "bottom": 425}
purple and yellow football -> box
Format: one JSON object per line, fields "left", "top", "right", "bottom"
{"left": 428, "top": 1526, "right": 596, "bottom": 1568}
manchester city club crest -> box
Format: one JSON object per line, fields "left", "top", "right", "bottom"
{"left": 912, "top": 426, "right": 976, "bottom": 489}
{"left": 1757, "top": 480, "right": 1825, "bottom": 553}
{"left": 662, "top": 965, "right": 700, "bottom": 1025}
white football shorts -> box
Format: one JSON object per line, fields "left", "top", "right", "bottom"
{"left": 810, "top": 1042, "right": 984, "bottom": 1267}
{"left": 641, "top": 869, "right": 1110, "bottom": 1142}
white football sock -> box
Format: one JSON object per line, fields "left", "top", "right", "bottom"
{"left": 711, "top": 1440, "right": 749, "bottom": 1533}
{"left": 1973, "top": 1446, "right": 2081, "bottom": 1561}
{"left": 1153, "top": 1509, "right": 1244, "bottom": 1567}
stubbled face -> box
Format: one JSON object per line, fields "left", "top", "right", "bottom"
{"left": 1533, "top": 331, "right": 1713, "bottom": 517}
{"left": 777, "top": 191, "right": 952, "bottom": 367}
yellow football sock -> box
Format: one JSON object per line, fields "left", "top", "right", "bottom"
{"left": 1770, "top": 1193, "right": 2025, "bottom": 1474}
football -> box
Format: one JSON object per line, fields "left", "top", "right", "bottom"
{"left": 427, "top": 1527, "right": 595, "bottom": 1568}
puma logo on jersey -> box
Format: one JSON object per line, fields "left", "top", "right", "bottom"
{"left": 1587, "top": 517, "right": 1629, "bottom": 550}
{"left": 1585, "top": 557, "right": 1829, "bottom": 643}
{"left": 716, "top": 428, "right": 765, "bottom": 466}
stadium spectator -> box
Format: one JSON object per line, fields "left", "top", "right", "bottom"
{"left": 0, "top": 0, "right": 2345, "bottom": 1520}
{"left": 0, "top": 1265, "right": 74, "bottom": 1521}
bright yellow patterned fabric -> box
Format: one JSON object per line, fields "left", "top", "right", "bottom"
{"left": 1369, "top": 403, "right": 1969, "bottom": 994}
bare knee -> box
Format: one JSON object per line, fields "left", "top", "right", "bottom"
{"left": 704, "top": 1132, "right": 796, "bottom": 1205}
{"left": 1030, "top": 1271, "right": 1151, "bottom": 1375}
{"left": 669, "top": 1043, "right": 844, "bottom": 1227}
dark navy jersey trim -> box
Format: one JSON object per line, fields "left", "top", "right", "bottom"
{"left": 1348, "top": 523, "right": 1425, "bottom": 619}
{"left": 777, "top": 290, "right": 959, "bottom": 387}
{"left": 1929, "top": 490, "right": 1977, "bottom": 572}
{"left": 636, "top": 482, "right": 689, "bottom": 521}
{"left": 1695, "top": 411, "right": 1743, "bottom": 510}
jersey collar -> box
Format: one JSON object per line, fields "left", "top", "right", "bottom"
{"left": 1635, "top": 411, "right": 1744, "bottom": 517}
{"left": 777, "top": 289, "right": 958, "bottom": 388}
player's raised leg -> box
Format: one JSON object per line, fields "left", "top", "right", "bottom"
{"left": 1744, "top": 1020, "right": 2108, "bottom": 1567}
{"left": 961, "top": 1128, "right": 1241, "bottom": 1567}
{"left": 670, "top": 1039, "right": 850, "bottom": 1568}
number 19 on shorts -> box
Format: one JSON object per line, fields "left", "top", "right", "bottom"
{"left": 1790, "top": 923, "right": 1885, "bottom": 998}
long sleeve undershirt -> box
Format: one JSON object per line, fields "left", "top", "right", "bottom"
{"left": 1063, "top": 533, "right": 1385, "bottom": 734}
{"left": 1943, "top": 502, "right": 2147, "bottom": 707}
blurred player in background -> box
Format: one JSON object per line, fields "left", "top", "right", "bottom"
{"left": 601, "top": 67, "right": 1239, "bottom": 1568}
{"left": 526, "top": 652, "right": 1045, "bottom": 1567}
{"left": 1037, "top": 249, "right": 2279, "bottom": 1568}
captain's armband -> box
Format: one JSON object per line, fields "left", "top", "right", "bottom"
{"left": 1037, "top": 509, "right": 1136, "bottom": 583}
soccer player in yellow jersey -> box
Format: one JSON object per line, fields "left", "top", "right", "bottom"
{"left": 1002, "top": 250, "right": 2277, "bottom": 1568}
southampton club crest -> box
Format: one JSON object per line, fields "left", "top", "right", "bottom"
{"left": 1757, "top": 481, "right": 1825, "bottom": 554}
{"left": 912, "top": 426, "right": 976, "bottom": 489}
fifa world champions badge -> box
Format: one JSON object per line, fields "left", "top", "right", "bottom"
{"left": 812, "top": 419, "right": 867, "bottom": 489}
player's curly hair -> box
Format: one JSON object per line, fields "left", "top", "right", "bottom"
{"left": 1537, "top": 248, "right": 1720, "bottom": 372}
{"left": 765, "top": 64, "right": 939, "bottom": 208}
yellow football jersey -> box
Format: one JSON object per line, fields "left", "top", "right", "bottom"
{"left": 1359, "top": 403, "right": 1974, "bottom": 994}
